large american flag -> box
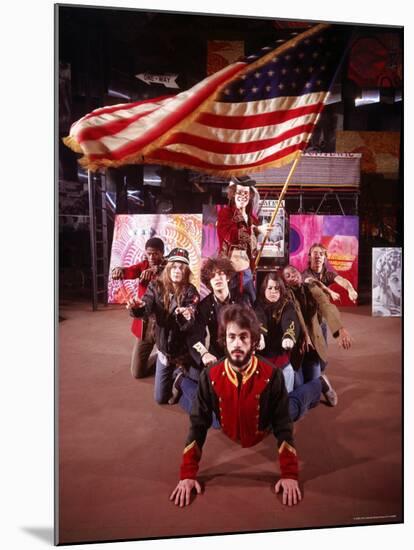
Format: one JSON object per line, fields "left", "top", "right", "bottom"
{"left": 64, "top": 23, "right": 350, "bottom": 175}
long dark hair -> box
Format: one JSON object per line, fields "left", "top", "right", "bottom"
{"left": 258, "top": 272, "right": 290, "bottom": 322}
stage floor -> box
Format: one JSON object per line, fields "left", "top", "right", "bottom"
{"left": 57, "top": 302, "right": 402, "bottom": 544}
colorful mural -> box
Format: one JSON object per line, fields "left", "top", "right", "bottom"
{"left": 108, "top": 214, "right": 202, "bottom": 304}
{"left": 289, "top": 215, "right": 359, "bottom": 306}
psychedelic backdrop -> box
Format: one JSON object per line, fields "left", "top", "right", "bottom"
{"left": 108, "top": 214, "right": 202, "bottom": 304}
{"left": 289, "top": 215, "right": 359, "bottom": 306}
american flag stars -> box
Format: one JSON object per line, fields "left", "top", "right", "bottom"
{"left": 65, "top": 24, "right": 351, "bottom": 174}
{"left": 221, "top": 28, "right": 346, "bottom": 102}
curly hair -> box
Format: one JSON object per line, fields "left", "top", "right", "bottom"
{"left": 375, "top": 249, "right": 402, "bottom": 290}
{"left": 201, "top": 256, "right": 235, "bottom": 288}
{"left": 217, "top": 304, "right": 261, "bottom": 350}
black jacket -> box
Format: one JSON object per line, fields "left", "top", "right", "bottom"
{"left": 254, "top": 298, "right": 301, "bottom": 361}
{"left": 187, "top": 290, "right": 251, "bottom": 365}
{"left": 130, "top": 281, "right": 199, "bottom": 357}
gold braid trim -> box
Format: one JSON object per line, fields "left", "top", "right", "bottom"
{"left": 183, "top": 440, "right": 197, "bottom": 455}
{"left": 279, "top": 440, "right": 297, "bottom": 456}
{"left": 283, "top": 321, "right": 296, "bottom": 344}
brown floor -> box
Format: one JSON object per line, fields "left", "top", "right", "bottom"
{"left": 57, "top": 302, "right": 402, "bottom": 544}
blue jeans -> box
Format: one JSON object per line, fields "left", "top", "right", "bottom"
{"left": 229, "top": 269, "right": 256, "bottom": 306}
{"left": 179, "top": 376, "right": 220, "bottom": 429}
{"left": 154, "top": 352, "right": 176, "bottom": 404}
{"left": 282, "top": 363, "right": 295, "bottom": 393}
{"left": 294, "top": 353, "right": 321, "bottom": 388}
{"left": 320, "top": 320, "right": 328, "bottom": 372}
{"left": 288, "top": 378, "right": 322, "bottom": 422}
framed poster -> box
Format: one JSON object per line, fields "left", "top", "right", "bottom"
{"left": 372, "top": 247, "right": 402, "bottom": 316}
{"left": 257, "top": 199, "right": 286, "bottom": 258}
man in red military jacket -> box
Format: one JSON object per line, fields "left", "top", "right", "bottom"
{"left": 112, "top": 237, "right": 165, "bottom": 378}
{"left": 170, "top": 304, "right": 301, "bottom": 508}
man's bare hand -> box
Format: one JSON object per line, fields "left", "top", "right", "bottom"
{"left": 300, "top": 334, "right": 314, "bottom": 353}
{"left": 170, "top": 479, "right": 202, "bottom": 507}
{"left": 126, "top": 297, "right": 144, "bottom": 310}
{"left": 281, "top": 337, "right": 294, "bottom": 350}
{"left": 338, "top": 327, "right": 352, "bottom": 349}
{"left": 257, "top": 334, "right": 266, "bottom": 351}
{"left": 348, "top": 289, "right": 358, "bottom": 302}
{"left": 202, "top": 353, "right": 217, "bottom": 367}
{"left": 111, "top": 267, "right": 124, "bottom": 280}
{"left": 139, "top": 267, "right": 156, "bottom": 283}
{"left": 329, "top": 290, "right": 341, "bottom": 302}
{"left": 275, "top": 478, "right": 302, "bottom": 506}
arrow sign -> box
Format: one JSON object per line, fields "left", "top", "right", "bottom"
{"left": 135, "top": 73, "right": 179, "bottom": 89}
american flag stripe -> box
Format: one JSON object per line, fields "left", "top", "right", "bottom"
{"left": 196, "top": 102, "right": 323, "bottom": 129}
{"left": 160, "top": 131, "right": 308, "bottom": 164}
{"left": 163, "top": 123, "right": 315, "bottom": 154}
{"left": 64, "top": 23, "right": 350, "bottom": 174}
{"left": 178, "top": 112, "right": 319, "bottom": 142}
{"left": 207, "top": 91, "right": 326, "bottom": 116}
{"left": 149, "top": 143, "right": 301, "bottom": 172}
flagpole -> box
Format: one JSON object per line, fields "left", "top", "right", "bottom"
{"left": 254, "top": 152, "right": 302, "bottom": 270}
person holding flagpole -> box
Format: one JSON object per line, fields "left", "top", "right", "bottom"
{"left": 217, "top": 175, "right": 271, "bottom": 305}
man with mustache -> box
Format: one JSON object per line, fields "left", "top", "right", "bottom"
{"left": 170, "top": 304, "right": 318, "bottom": 508}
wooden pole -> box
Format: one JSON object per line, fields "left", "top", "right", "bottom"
{"left": 254, "top": 152, "right": 302, "bottom": 269}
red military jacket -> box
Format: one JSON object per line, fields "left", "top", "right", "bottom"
{"left": 217, "top": 205, "right": 259, "bottom": 263}
{"left": 179, "top": 355, "right": 298, "bottom": 481}
{"left": 122, "top": 260, "right": 163, "bottom": 338}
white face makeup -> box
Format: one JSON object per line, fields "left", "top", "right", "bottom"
{"left": 234, "top": 185, "right": 250, "bottom": 210}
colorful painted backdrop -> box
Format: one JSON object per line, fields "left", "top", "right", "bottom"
{"left": 108, "top": 214, "right": 202, "bottom": 304}
{"left": 289, "top": 215, "right": 359, "bottom": 306}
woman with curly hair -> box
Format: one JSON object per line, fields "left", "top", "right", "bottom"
{"left": 127, "top": 248, "right": 199, "bottom": 404}
{"left": 254, "top": 272, "right": 301, "bottom": 392}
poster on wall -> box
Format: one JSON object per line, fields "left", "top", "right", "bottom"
{"left": 372, "top": 247, "right": 402, "bottom": 317}
{"left": 108, "top": 213, "right": 202, "bottom": 304}
{"left": 289, "top": 214, "right": 359, "bottom": 306}
{"left": 257, "top": 199, "right": 285, "bottom": 258}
